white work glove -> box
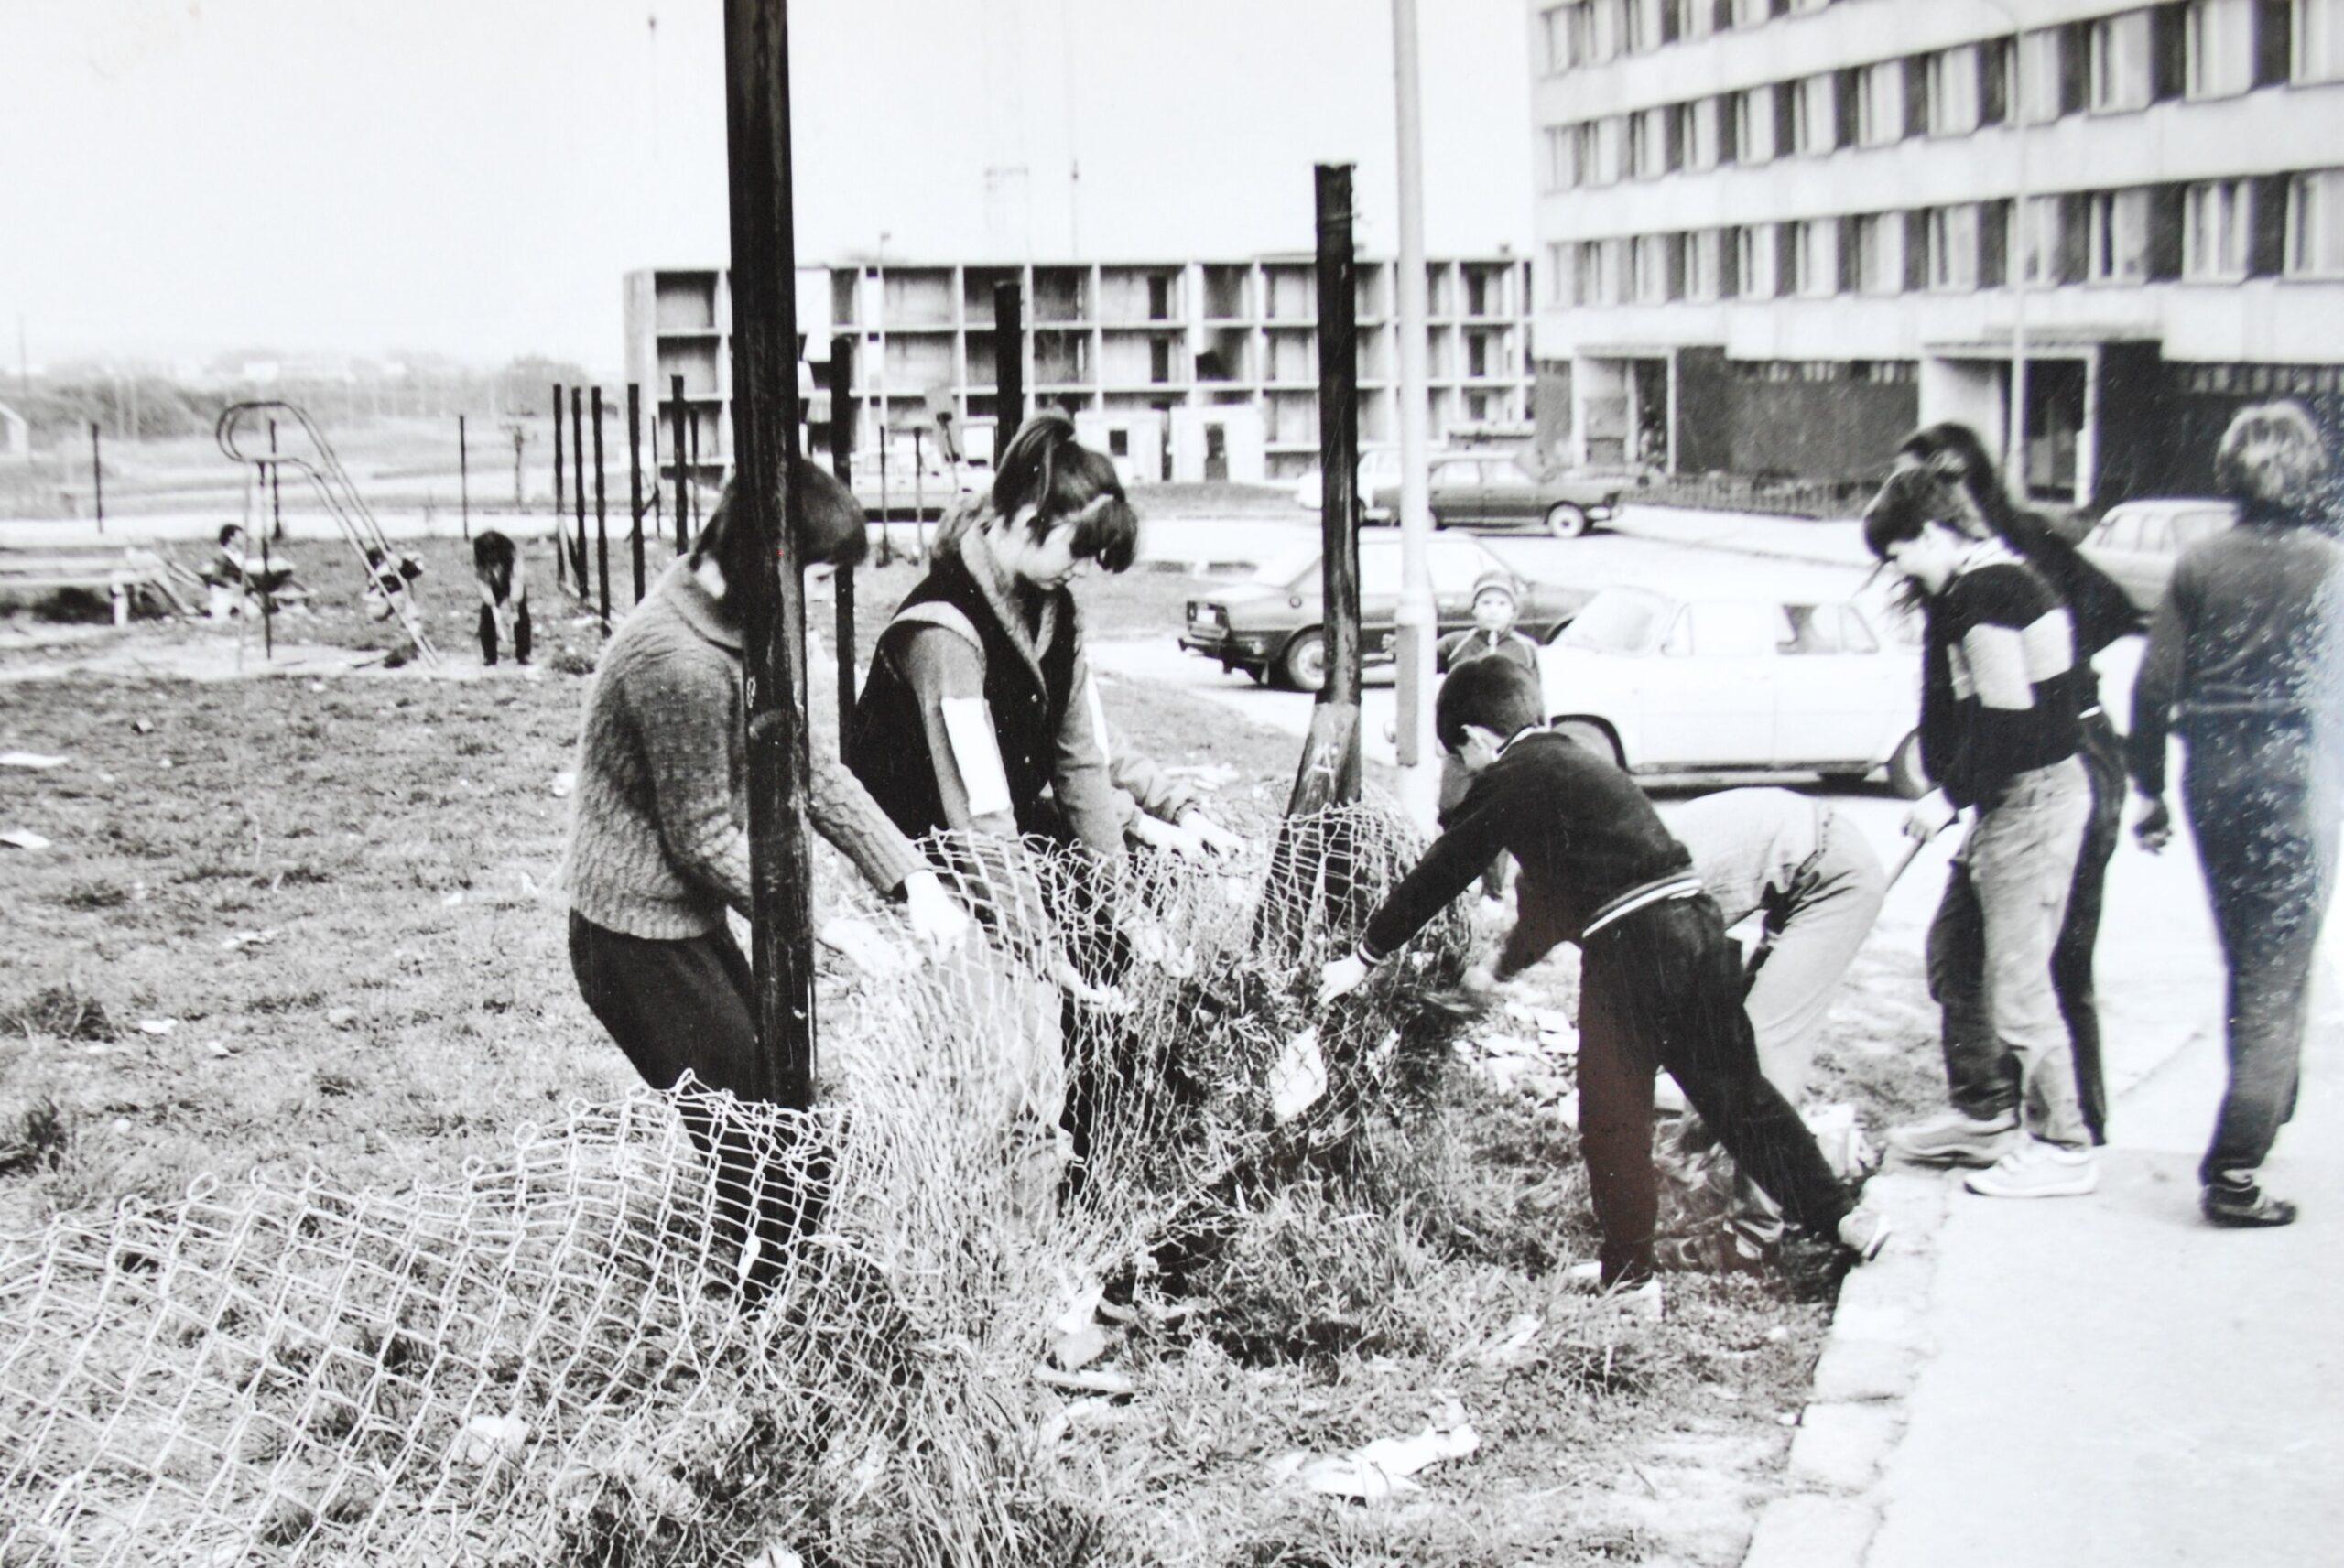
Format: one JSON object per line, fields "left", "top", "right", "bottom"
{"left": 1180, "top": 810, "right": 1249, "bottom": 860}
{"left": 901, "top": 871, "right": 971, "bottom": 960}
{"left": 1902, "top": 788, "right": 1959, "bottom": 844}
{"left": 1318, "top": 954, "right": 1371, "bottom": 1006}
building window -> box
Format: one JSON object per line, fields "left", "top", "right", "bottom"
{"left": 2090, "top": 11, "right": 2155, "bottom": 110}
{"left": 1792, "top": 219, "right": 1839, "bottom": 297}
{"left": 1682, "top": 97, "right": 1724, "bottom": 170}
{"left": 1927, "top": 46, "right": 1984, "bottom": 134}
{"left": 1790, "top": 0, "right": 1830, "bottom": 12}
{"left": 2087, "top": 189, "right": 2153, "bottom": 282}
{"left": 1543, "top": 124, "right": 1579, "bottom": 191}
{"left": 1590, "top": 0, "right": 1626, "bottom": 60}
{"left": 1540, "top": 5, "right": 1581, "bottom": 73}
{"left": 2185, "top": 179, "right": 2253, "bottom": 278}
{"left": 2301, "top": 0, "right": 2344, "bottom": 81}
{"left": 2187, "top": 0, "right": 2257, "bottom": 95}
{"left": 1856, "top": 59, "right": 1905, "bottom": 145}
{"left": 1731, "top": 0, "right": 1770, "bottom": 25}
{"left": 1677, "top": 0, "right": 1717, "bottom": 42}
{"left": 1686, "top": 230, "right": 1725, "bottom": 299}
{"left": 2016, "top": 27, "right": 2068, "bottom": 123}
{"left": 1632, "top": 235, "right": 1676, "bottom": 302}
{"left": 1852, "top": 213, "right": 1901, "bottom": 294}
{"left": 1631, "top": 106, "right": 1677, "bottom": 178}
{"left": 1624, "top": 0, "right": 1666, "bottom": 51}
{"left": 1590, "top": 117, "right": 1626, "bottom": 185}
{"left": 2287, "top": 170, "right": 2344, "bottom": 276}
{"left": 2016, "top": 194, "right": 2065, "bottom": 285}
{"left": 1546, "top": 243, "right": 1571, "bottom": 305}
{"left": 1926, "top": 205, "right": 1982, "bottom": 290}
{"left": 1732, "top": 86, "right": 1775, "bottom": 163}
{"left": 1738, "top": 224, "right": 1772, "bottom": 298}
{"left": 1790, "top": 73, "right": 1837, "bottom": 156}
{"left": 1578, "top": 240, "right": 1626, "bottom": 306}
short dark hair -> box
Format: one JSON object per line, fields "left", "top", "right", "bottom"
{"left": 692, "top": 459, "right": 870, "bottom": 601}
{"left": 991, "top": 412, "right": 1140, "bottom": 572}
{"left": 1861, "top": 465, "right": 1948, "bottom": 560}
{"left": 218, "top": 523, "right": 245, "bottom": 547}
{"left": 1435, "top": 655, "right": 1545, "bottom": 754}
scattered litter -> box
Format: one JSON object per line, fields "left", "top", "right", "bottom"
{"left": 1047, "top": 1281, "right": 1112, "bottom": 1372}
{"left": 1219, "top": 875, "right": 1251, "bottom": 907}
{"left": 441, "top": 891, "right": 464, "bottom": 907}
{"left": 324, "top": 1007, "right": 359, "bottom": 1029}
{"left": 1775, "top": 1412, "right": 1799, "bottom": 1427}
{"left": 1036, "top": 1395, "right": 1122, "bottom": 1447}
{"left": 0, "top": 829, "right": 51, "bottom": 852}
{"left": 1033, "top": 1365, "right": 1134, "bottom": 1397}
{"left": 205, "top": 1041, "right": 233, "bottom": 1060}
{"left": 220, "top": 929, "right": 281, "bottom": 953}
{"left": 1268, "top": 1400, "right": 1480, "bottom": 1501}
{"left": 1473, "top": 1313, "right": 1543, "bottom": 1368}
{"left": 131, "top": 719, "right": 155, "bottom": 735}
{"left": 1161, "top": 762, "right": 1239, "bottom": 788}
{"left": 0, "top": 752, "right": 67, "bottom": 771}
{"left": 517, "top": 871, "right": 539, "bottom": 900}
{"left": 1764, "top": 1326, "right": 1789, "bottom": 1345}
{"left": 109, "top": 1119, "right": 130, "bottom": 1136}
{"left": 549, "top": 771, "right": 575, "bottom": 799}
{"left": 1267, "top": 1028, "right": 1328, "bottom": 1123}
{"left": 136, "top": 1019, "right": 180, "bottom": 1037}
{"left": 747, "top": 1547, "right": 804, "bottom": 1568}
{"left": 451, "top": 1413, "right": 528, "bottom": 1465}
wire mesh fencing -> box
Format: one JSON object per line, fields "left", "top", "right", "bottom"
{"left": 0, "top": 805, "right": 1482, "bottom": 1567}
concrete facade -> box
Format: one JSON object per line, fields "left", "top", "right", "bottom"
{"left": 1528, "top": 0, "right": 2344, "bottom": 505}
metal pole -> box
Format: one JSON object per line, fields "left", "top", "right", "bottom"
{"left": 913, "top": 426, "right": 927, "bottom": 560}
{"left": 459, "top": 413, "right": 471, "bottom": 540}
{"left": 723, "top": 0, "right": 819, "bottom": 1112}
{"left": 570, "top": 387, "right": 589, "bottom": 597}
{"left": 627, "top": 384, "right": 647, "bottom": 603}
{"left": 993, "top": 278, "right": 1024, "bottom": 462}
{"left": 877, "top": 424, "right": 892, "bottom": 564}
{"left": 827, "top": 336, "right": 857, "bottom": 736}
{"left": 266, "top": 417, "right": 283, "bottom": 546}
{"left": 552, "top": 383, "right": 568, "bottom": 593}
{"left": 90, "top": 422, "right": 103, "bottom": 532}
{"left": 1314, "top": 163, "right": 1363, "bottom": 798}
{"left": 511, "top": 427, "right": 525, "bottom": 511}
{"left": 592, "top": 386, "right": 612, "bottom": 629}
{"left": 670, "top": 373, "right": 691, "bottom": 551}
{"left": 262, "top": 420, "right": 278, "bottom": 659}
{"left": 1390, "top": 0, "right": 1438, "bottom": 829}
{"left": 2005, "top": 15, "right": 2031, "bottom": 499}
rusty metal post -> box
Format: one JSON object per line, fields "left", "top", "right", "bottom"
{"left": 1312, "top": 162, "right": 1362, "bottom": 798}
{"left": 261, "top": 419, "right": 278, "bottom": 658}
{"left": 570, "top": 386, "right": 589, "bottom": 596}
{"left": 669, "top": 373, "right": 691, "bottom": 552}
{"left": 626, "top": 384, "right": 646, "bottom": 603}
{"left": 552, "top": 383, "right": 567, "bottom": 593}
{"left": 458, "top": 413, "right": 471, "bottom": 541}
{"left": 592, "top": 385, "right": 612, "bottom": 628}
{"left": 723, "top": 0, "right": 819, "bottom": 1112}
{"left": 993, "top": 279, "right": 1024, "bottom": 462}
{"left": 826, "top": 335, "right": 857, "bottom": 736}
{"left": 90, "top": 422, "right": 103, "bottom": 532}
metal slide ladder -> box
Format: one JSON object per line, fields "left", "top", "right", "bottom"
{"left": 215, "top": 401, "right": 440, "bottom": 665}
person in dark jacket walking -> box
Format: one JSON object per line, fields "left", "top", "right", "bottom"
{"left": 1864, "top": 488, "right": 2099, "bottom": 1198}
{"left": 2128, "top": 401, "right": 2344, "bottom": 1228}
{"left": 1320, "top": 658, "right": 1889, "bottom": 1291}
{"left": 1881, "top": 426, "right": 2143, "bottom": 1143}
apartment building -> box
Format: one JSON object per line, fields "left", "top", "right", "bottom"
{"left": 1529, "top": 0, "right": 2344, "bottom": 505}
{"left": 624, "top": 255, "right": 1534, "bottom": 485}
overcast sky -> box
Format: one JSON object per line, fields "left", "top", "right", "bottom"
{"left": 0, "top": 0, "right": 1533, "bottom": 376}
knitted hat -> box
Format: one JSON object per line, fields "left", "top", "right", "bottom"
{"left": 1470, "top": 569, "right": 1518, "bottom": 605}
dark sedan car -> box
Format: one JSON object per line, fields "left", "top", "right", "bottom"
{"left": 1179, "top": 533, "right": 1594, "bottom": 690}
{"left": 1366, "top": 454, "right": 1626, "bottom": 538}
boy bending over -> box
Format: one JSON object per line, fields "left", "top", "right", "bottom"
{"left": 1320, "top": 659, "right": 1888, "bottom": 1287}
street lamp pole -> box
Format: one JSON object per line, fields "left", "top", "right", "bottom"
{"left": 1390, "top": 0, "right": 1439, "bottom": 830}
{"left": 1981, "top": 0, "right": 2031, "bottom": 495}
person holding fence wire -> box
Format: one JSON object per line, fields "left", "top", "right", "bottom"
{"left": 849, "top": 413, "right": 1246, "bottom": 1195}
{"left": 2127, "top": 401, "right": 2344, "bottom": 1228}
{"left": 564, "top": 464, "right": 969, "bottom": 1293}
{"left": 1863, "top": 468, "right": 2099, "bottom": 1199}
{"left": 1319, "top": 659, "right": 1890, "bottom": 1295}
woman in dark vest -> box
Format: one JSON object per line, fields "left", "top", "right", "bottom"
{"left": 849, "top": 412, "right": 1237, "bottom": 1191}
{"left": 2129, "top": 401, "right": 2344, "bottom": 1227}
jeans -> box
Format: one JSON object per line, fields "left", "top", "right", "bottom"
{"left": 1926, "top": 715, "right": 2123, "bottom": 1141}
{"left": 1924, "top": 757, "right": 2092, "bottom": 1149}
{"left": 480, "top": 600, "right": 531, "bottom": 665}
{"left": 1579, "top": 895, "right": 1853, "bottom": 1284}
{"left": 2184, "top": 716, "right": 2340, "bottom": 1184}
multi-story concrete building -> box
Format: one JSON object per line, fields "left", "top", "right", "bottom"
{"left": 624, "top": 256, "right": 1535, "bottom": 486}
{"left": 1527, "top": 0, "right": 2344, "bottom": 505}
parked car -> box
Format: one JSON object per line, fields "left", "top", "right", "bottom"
{"left": 1180, "top": 533, "right": 1594, "bottom": 691}
{"left": 2079, "top": 497, "right": 2238, "bottom": 614}
{"left": 1292, "top": 449, "right": 1401, "bottom": 515}
{"left": 1537, "top": 585, "right": 1926, "bottom": 795}
{"left": 1366, "top": 454, "right": 1625, "bottom": 538}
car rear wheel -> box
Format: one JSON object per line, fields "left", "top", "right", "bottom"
{"left": 1886, "top": 730, "right": 1929, "bottom": 799}
{"left": 1277, "top": 628, "right": 1329, "bottom": 693}
{"left": 1544, "top": 503, "right": 1590, "bottom": 540}
{"left": 1553, "top": 719, "right": 1621, "bottom": 768}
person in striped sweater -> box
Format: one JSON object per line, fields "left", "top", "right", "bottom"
{"left": 1864, "top": 476, "right": 2098, "bottom": 1199}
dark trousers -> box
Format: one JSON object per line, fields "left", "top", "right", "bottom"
{"left": 480, "top": 600, "right": 531, "bottom": 665}
{"left": 1578, "top": 895, "right": 1853, "bottom": 1283}
{"left": 568, "top": 912, "right": 817, "bottom": 1292}
{"left": 1926, "top": 713, "right": 2122, "bottom": 1141}
{"left": 2184, "top": 718, "right": 2339, "bottom": 1184}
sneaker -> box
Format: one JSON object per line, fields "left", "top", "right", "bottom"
{"left": 1836, "top": 1206, "right": 1892, "bottom": 1261}
{"left": 2202, "top": 1172, "right": 2296, "bottom": 1228}
{"left": 1885, "top": 1108, "right": 2019, "bottom": 1168}
{"left": 1962, "top": 1138, "right": 2098, "bottom": 1199}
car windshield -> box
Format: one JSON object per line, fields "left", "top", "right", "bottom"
{"left": 1557, "top": 587, "right": 1675, "bottom": 654}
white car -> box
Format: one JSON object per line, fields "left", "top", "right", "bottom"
{"left": 1292, "top": 449, "right": 1402, "bottom": 515}
{"left": 1537, "top": 586, "right": 1926, "bottom": 795}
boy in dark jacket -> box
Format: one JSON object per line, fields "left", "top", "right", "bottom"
{"left": 1320, "top": 658, "right": 1887, "bottom": 1288}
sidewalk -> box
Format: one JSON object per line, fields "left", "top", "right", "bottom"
{"left": 1749, "top": 907, "right": 2344, "bottom": 1565}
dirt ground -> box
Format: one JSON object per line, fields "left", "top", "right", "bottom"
{"left": 0, "top": 540, "right": 1933, "bottom": 1566}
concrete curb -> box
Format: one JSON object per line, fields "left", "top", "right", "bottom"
{"left": 1741, "top": 1166, "right": 1948, "bottom": 1568}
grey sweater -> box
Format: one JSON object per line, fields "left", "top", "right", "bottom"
{"left": 565, "top": 561, "right": 923, "bottom": 939}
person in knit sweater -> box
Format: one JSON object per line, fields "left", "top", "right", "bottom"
{"left": 1864, "top": 485, "right": 2098, "bottom": 1200}
{"left": 565, "top": 461, "right": 967, "bottom": 1281}
{"left": 2128, "top": 401, "right": 2344, "bottom": 1227}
